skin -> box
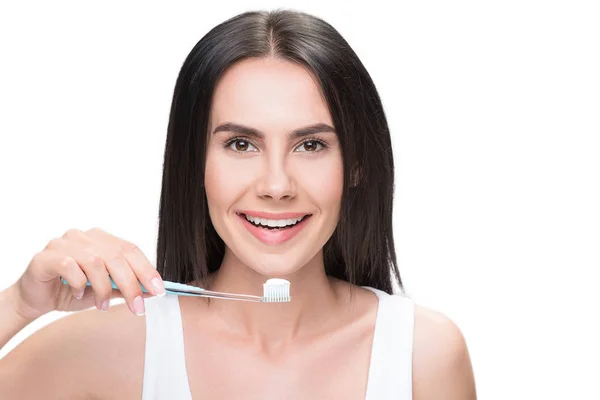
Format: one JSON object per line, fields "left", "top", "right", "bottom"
{"left": 202, "top": 57, "right": 347, "bottom": 347}
{"left": 0, "top": 57, "right": 476, "bottom": 399}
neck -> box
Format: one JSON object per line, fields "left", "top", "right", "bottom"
{"left": 202, "top": 249, "right": 341, "bottom": 351}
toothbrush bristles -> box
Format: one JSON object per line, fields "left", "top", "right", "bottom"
{"left": 263, "top": 278, "right": 291, "bottom": 303}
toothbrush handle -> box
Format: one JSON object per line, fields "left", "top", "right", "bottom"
{"left": 61, "top": 276, "right": 149, "bottom": 293}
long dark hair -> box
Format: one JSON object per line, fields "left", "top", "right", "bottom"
{"left": 156, "top": 8, "right": 404, "bottom": 295}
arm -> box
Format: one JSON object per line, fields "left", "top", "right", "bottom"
{"left": 0, "top": 301, "right": 146, "bottom": 399}
{"left": 413, "top": 306, "right": 477, "bottom": 400}
{"left": 0, "top": 307, "right": 88, "bottom": 398}
{"left": 0, "top": 285, "right": 36, "bottom": 351}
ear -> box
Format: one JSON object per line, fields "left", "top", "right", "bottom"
{"left": 350, "top": 165, "right": 362, "bottom": 188}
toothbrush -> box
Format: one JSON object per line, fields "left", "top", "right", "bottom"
{"left": 61, "top": 277, "right": 291, "bottom": 303}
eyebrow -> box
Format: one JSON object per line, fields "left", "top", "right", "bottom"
{"left": 212, "top": 122, "right": 336, "bottom": 140}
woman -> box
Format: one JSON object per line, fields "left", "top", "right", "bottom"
{"left": 0, "top": 9, "right": 476, "bottom": 399}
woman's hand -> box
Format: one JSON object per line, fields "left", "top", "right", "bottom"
{"left": 12, "top": 227, "right": 165, "bottom": 320}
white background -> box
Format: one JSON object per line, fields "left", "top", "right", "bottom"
{"left": 1, "top": 1, "right": 599, "bottom": 398}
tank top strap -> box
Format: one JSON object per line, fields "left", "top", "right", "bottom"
{"left": 142, "top": 295, "right": 192, "bottom": 400}
{"left": 362, "top": 286, "right": 415, "bottom": 400}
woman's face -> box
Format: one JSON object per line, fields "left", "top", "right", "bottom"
{"left": 204, "top": 57, "right": 343, "bottom": 277}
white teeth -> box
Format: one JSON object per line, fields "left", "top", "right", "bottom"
{"left": 243, "top": 214, "right": 306, "bottom": 228}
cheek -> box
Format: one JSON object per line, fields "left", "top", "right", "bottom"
{"left": 204, "top": 151, "right": 247, "bottom": 211}
{"left": 297, "top": 158, "right": 344, "bottom": 207}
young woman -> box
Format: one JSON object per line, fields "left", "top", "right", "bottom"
{"left": 0, "top": 9, "right": 476, "bottom": 399}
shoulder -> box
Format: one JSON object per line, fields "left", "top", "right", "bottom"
{"left": 411, "top": 303, "right": 477, "bottom": 399}
{"left": 0, "top": 301, "right": 146, "bottom": 399}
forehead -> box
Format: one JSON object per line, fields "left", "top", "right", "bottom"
{"left": 209, "top": 57, "right": 333, "bottom": 129}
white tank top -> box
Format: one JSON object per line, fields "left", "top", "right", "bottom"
{"left": 142, "top": 286, "right": 414, "bottom": 399}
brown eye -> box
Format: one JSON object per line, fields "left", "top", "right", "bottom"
{"left": 234, "top": 139, "right": 249, "bottom": 151}
{"left": 225, "top": 138, "right": 257, "bottom": 153}
{"left": 296, "top": 140, "right": 324, "bottom": 153}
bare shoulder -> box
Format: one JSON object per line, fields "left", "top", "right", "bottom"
{"left": 412, "top": 303, "right": 477, "bottom": 400}
{"left": 0, "top": 302, "right": 146, "bottom": 400}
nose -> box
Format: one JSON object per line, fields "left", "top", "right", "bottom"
{"left": 255, "top": 157, "right": 296, "bottom": 201}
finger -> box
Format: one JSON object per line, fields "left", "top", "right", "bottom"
{"left": 38, "top": 249, "right": 89, "bottom": 299}
{"left": 49, "top": 232, "right": 93, "bottom": 300}
{"left": 105, "top": 256, "right": 145, "bottom": 316}
{"left": 59, "top": 256, "right": 89, "bottom": 300}
{"left": 54, "top": 234, "right": 113, "bottom": 311}
{"left": 73, "top": 249, "right": 113, "bottom": 312}
{"left": 122, "top": 244, "right": 165, "bottom": 297}
{"left": 81, "top": 230, "right": 162, "bottom": 299}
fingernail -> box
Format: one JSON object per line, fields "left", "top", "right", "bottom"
{"left": 100, "top": 299, "right": 110, "bottom": 312}
{"left": 133, "top": 296, "right": 145, "bottom": 316}
{"left": 150, "top": 278, "right": 166, "bottom": 297}
{"left": 75, "top": 288, "right": 85, "bottom": 299}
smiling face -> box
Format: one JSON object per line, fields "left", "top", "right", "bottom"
{"left": 204, "top": 57, "right": 344, "bottom": 277}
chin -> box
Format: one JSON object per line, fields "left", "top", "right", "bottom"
{"left": 248, "top": 265, "right": 296, "bottom": 279}
{"left": 242, "top": 257, "right": 302, "bottom": 279}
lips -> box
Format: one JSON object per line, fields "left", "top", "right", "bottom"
{"left": 237, "top": 212, "right": 312, "bottom": 246}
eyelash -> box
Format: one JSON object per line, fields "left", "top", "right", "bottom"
{"left": 222, "top": 136, "right": 329, "bottom": 154}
